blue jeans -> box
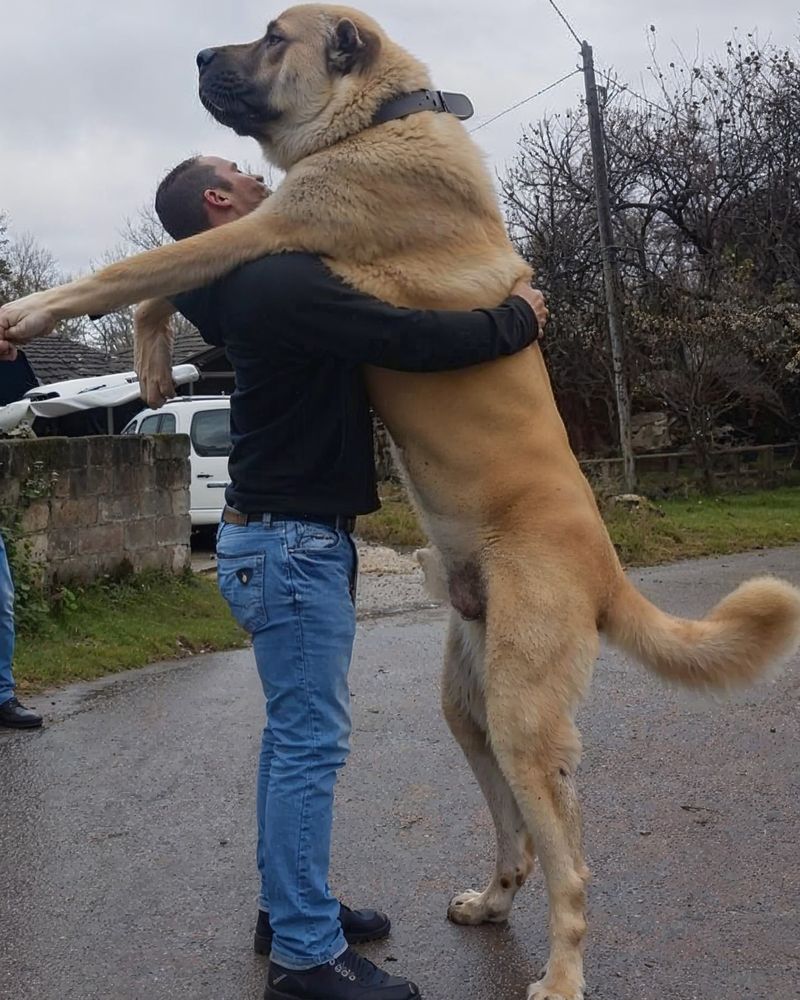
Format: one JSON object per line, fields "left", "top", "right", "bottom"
{"left": 216, "top": 517, "right": 357, "bottom": 970}
{"left": 0, "top": 532, "right": 16, "bottom": 707}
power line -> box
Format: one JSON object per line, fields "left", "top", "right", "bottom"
{"left": 469, "top": 68, "right": 582, "bottom": 134}
{"left": 545, "top": 0, "right": 583, "bottom": 47}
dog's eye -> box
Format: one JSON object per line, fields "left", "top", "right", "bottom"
{"left": 265, "top": 32, "right": 284, "bottom": 48}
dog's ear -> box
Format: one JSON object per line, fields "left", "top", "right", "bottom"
{"left": 329, "top": 17, "right": 379, "bottom": 73}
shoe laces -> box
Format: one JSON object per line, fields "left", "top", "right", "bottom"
{"left": 327, "top": 948, "right": 384, "bottom": 985}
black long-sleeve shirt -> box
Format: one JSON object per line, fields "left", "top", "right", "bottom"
{"left": 174, "top": 252, "right": 536, "bottom": 515}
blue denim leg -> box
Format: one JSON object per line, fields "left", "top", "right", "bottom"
{"left": 216, "top": 519, "right": 357, "bottom": 971}
{"left": 256, "top": 715, "right": 335, "bottom": 916}
{"left": 0, "top": 533, "right": 16, "bottom": 707}
{"left": 256, "top": 710, "right": 276, "bottom": 913}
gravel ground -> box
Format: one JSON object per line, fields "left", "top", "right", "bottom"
{"left": 192, "top": 536, "right": 435, "bottom": 618}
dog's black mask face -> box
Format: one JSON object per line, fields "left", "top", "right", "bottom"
{"left": 196, "top": 8, "right": 381, "bottom": 140}
{"left": 197, "top": 43, "right": 281, "bottom": 137}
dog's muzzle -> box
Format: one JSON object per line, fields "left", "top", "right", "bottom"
{"left": 197, "top": 50, "right": 279, "bottom": 135}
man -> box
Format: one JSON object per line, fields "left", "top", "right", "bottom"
{"left": 166, "top": 154, "right": 547, "bottom": 1000}
{"left": 0, "top": 529, "right": 43, "bottom": 729}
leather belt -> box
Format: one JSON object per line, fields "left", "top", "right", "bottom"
{"left": 222, "top": 505, "right": 356, "bottom": 534}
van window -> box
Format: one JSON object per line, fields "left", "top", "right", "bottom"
{"left": 140, "top": 415, "right": 162, "bottom": 435}
{"left": 121, "top": 420, "right": 138, "bottom": 435}
{"left": 160, "top": 413, "right": 177, "bottom": 434}
{"left": 191, "top": 409, "right": 231, "bottom": 457}
{"left": 137, "top": 412, "right": 177, "bottom": 435}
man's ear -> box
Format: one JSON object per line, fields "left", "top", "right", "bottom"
{"left": 203, "top": 188, "right": 232, "bottom": 209}
{"left": 328, "top": 17, "right": 379, "bottom": 74}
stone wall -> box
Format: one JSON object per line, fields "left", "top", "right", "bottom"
{"left": 0, "top": 436, "right": 191, "bottom": 587}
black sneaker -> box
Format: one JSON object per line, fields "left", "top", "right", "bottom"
{"left": 255, "top": 903, "right": 391, "bottom": 955}
{"left": 264, "top": 946, "right": 420, "bottom": 999}
{"left": 0, "top": 697, "right": 43, "bottom": 729}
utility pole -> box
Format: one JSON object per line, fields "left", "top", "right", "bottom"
{"left": 581, "top": 41, "right": 636, "bottom": 492}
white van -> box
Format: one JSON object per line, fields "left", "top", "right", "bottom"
{"left": 121, "top": 396, "right": 231, "bottom": 526}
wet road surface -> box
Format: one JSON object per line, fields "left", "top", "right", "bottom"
{"left": 2, "top": 547, "right": 799, "bottom": 1000}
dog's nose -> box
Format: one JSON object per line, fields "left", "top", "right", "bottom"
{"left": 196, "top": 48, "right": 217, "bottom": 70}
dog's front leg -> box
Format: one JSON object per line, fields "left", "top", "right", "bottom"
{"left": 134, "top": 298, "right": 177, "bottom": 408}
{"left": 0, "top": 203, "right": 299, "bottom": 341}
{"left": 415, "top": 546, "right": 449, "bottom": 601}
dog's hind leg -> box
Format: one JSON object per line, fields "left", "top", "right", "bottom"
{"left": 441, "top": 617, "right": 535, "bottom": 926}
{"left": 484, "top": 602, "right": 597, "bottom": 1000}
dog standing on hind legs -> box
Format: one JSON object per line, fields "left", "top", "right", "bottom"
{"left": 2, "top": 6, "right": 800, "bottom": 996}
{"left": 417, "top": 526, "right": 800, "bottom": 1000}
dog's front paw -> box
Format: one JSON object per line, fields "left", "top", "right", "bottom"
{"left": 135, "top": 332, "right": 175, "bottom": 408}
{"left": 0, "top": 295, "right": 57, "bottom": 343}
{"left": 138, "top": 363, "right": 175, "bottom": 409}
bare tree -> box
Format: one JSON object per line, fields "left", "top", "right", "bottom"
{"left": 86, "top": 205, "right": 197, "bottom": 356}
{"left": 503, "top": 30, "right": 800, "bottom": 480}
{"left": 6, "top": 231, "right": 59, "bottom": 296}
{"left": 0, "top": 215, "right": 11, "bottom": 301}
{"left": 0, "top": 227, "right": 89, "bottom": 340}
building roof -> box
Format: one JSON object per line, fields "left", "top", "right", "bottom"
{"left": 21, "top": 334, "right": 130, "bottom": 386}
{"left": 174, "top": 325, "right": 210, "bottom": 362}
{"left": 115, "top": 323, "right": 212, "bottom": 368}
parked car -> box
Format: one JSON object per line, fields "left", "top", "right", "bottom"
{"left": 122, "top": 396, "right": 231, "bottom": 526}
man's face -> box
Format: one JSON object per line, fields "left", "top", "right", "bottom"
{"left": 198, "top": 156, "right": 270, "bottom": 219}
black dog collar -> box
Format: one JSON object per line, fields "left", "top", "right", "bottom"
{"left": 373, "top": 89, "right": 474, "bottom": 126}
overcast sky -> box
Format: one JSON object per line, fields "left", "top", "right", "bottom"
{"left": 0, "top": 0, "right": 797, "bottom": 277}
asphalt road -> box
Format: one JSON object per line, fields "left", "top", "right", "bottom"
{"left": 1, "top": 547, "right": 799, "bottom": 1000}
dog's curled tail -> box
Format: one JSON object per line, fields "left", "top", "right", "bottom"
{"left": 604, "top": 575, "right": 800, "bottom": 690}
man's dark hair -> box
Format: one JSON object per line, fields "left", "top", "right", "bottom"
{"left": 154, "top": 157, "right": 231, "bottom": 240}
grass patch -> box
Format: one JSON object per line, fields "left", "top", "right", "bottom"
{"left": 607, "top": 487, "right": 800, "bottom": 566}
{"left": 14, "top": 571, "right": 248, "bottom": 695}
{"left": 357, "top": 484, "right": 427, "bottom": 548}
{"left": 357, "top": 483, "right": 800, "bottom": 566}
{"left": 14, "top": 487, "right": 799, "bottom": 694}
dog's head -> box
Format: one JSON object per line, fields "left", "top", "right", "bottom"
{"left": 197, "top": 5, "right": 430, "bottom": 167}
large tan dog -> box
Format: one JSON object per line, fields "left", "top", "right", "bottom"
{"left": 2, "top": 7, "right": 800, "bottom": 997}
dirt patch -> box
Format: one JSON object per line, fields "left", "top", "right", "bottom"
{"left": 192, "top": 534, "right": 437, "bottom": 618}
{"left": 356, "top": 542, "right": 419, "bottom": 575}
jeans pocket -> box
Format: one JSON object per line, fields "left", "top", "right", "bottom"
{"left": 217, "top": 553, "right": 268, "bottom": 632}
{"left": 291, "top": 522, "right": 341, "bottom": 552}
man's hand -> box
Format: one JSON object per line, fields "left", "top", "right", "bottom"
{"left": 511, "top": 280, "right": 549, "bottom": 334}
{"left": 0, "top": 294, "right": 58, "bottom": 356}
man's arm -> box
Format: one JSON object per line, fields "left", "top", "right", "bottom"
{"left": 193, "top": 253, "right": 543, "bottom": 372}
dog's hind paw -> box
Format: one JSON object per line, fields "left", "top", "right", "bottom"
{"left": 447, "top": 888, "right": 509, "bottom": 925}
{"left": 526, "top": 979, "right": 583, "bottom": 1000}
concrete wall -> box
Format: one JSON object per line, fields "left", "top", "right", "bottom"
{"left": 0, "top": 436, "right": 191, "bottom": 587}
